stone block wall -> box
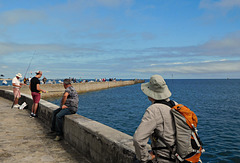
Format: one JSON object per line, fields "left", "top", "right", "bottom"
{"left": 0, "top": 89, "right": 139, "bottom": 163}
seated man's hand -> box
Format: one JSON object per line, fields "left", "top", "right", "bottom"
{"left": 61, "top": 105, "right": 68, "bottom": 109}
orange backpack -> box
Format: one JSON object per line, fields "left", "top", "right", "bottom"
{"left": 153, "top": 100, "right": 205, "bottom": 163}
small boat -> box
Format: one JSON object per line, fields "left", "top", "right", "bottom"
{"left": 2, "top": 80, "right": 7, "bottom": 85}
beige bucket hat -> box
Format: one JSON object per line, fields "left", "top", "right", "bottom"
{"left": 16, "top": 73, "right": 22, "bottom": 78}
{"left": 141, "top": 74, "right": 171, "bottom": 100}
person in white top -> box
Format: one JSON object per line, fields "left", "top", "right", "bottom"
{"left": 12, "top": 73, "right": 26, "bottom": 108}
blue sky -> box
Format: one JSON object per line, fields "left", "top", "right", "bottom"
{"left": 0, "top": 0, "right": 240, "bottom": 79}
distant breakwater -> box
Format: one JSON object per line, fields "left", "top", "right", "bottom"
{"left": 0, "top": 80, "right": 145, "bottom": 99}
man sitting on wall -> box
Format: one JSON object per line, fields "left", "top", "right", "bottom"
{"left": 50, "top": 79, "right": 79, "bottom": 141}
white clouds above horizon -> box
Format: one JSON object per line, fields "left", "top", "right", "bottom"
{"left": 1, "top": 29, "right": 240, "bottom": 57}
{"left": 0, "top": 0, "right": 240, "bottom": 79}
{"left": 132, "top": 60, "right": 240, "bottom": 75}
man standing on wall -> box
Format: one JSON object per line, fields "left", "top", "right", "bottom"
{"left": 51, "top": 79, "right": 79, "bottom": 141}
{"left": 29, "top": 71, "right": 46, "bottom": 118}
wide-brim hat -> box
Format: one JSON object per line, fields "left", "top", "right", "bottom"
{"left": 16, "top": 73, "right": 22, "bottom": 78}
{"left": 141, "top": 74, "right": 171, "bottom": 100}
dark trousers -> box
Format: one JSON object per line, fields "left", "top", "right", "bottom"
{"left": 51, "top": 108, "right": 73, "bottom": 136}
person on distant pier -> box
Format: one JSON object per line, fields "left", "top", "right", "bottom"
{"left": 12, "top": 73, "right": 26, "bottom": 108}
{"left": 23, "top": 77, "right": 27, "bottom": 84}
{"left": 50, "top": 79, "right": 79, "bottom": 141}
{"left": 29, "top": 71, "right": 46, "bottom": 118}
{"left": 42, "top": 76, "right": 47, "bottom": 84}
{"left": 133, "top": 75, "right": 176, "bottom": 163}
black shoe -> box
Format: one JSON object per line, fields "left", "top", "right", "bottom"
{"left": 30, "top": 112, "right": 34, "bottom": 118}
{"left": 30, "top": 113, "right": 37, "bottom": 118}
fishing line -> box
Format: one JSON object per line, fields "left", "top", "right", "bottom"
{"left": 24, "top": 50, "right": 36, "bottom": 78}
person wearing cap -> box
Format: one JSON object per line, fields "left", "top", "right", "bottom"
{"left": 12, "top": 73, "right": 26, "bottom": 108}
{"left": 133, "top": 75, "right": 177, "bottom": 163}
{"left": 29, "top": 71, "right": 46, "bottom": 117}
{"left": 50, "top": 79, "right": 79, "bottom": 141}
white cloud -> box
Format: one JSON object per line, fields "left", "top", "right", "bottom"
{"left": 133, "top": 60, "right": 240, "bottom": 74}
{"left": 200, "top": 32, "right": 240, "bottom": 56}
{"left": 199, "top": 0, "right": 240, "bottom": 22}
{"left": 0, "top": 9, "right": 46, "bottom": 26}
{"left": 95, "top": 0, "right": 133, "bottom": 7}
{"left": 149, "top": 59, "right": 229, "bottom": 67}
{"left": 52, "top": 0, "right": 133, "bottom": 13}
{"left": 139, "top": 31, "right": 240, "bottom": 58}
{"left": 200, "top": 0, "right": 240, "bottom": 11}
{"left": 1, "top": 65, "right": 8, "bottom": 69}
{"left": 0, "top": 42, "right": 104, "bottom": 57}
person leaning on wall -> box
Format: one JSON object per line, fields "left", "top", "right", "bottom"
{"left": 133, "top": 75, "right": 177, "bottom": 163}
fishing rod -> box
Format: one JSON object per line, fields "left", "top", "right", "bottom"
{"left": 24, "top": 50, "right": 36, "bottom": 79}
{"left": 11, "top": 51, "right": 36, "bottom": 109}
{"left": 40, "top": 90, "right": 64, "bottom": 93}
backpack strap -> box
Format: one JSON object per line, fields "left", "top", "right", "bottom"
{"left": 154, "top": 100, "right": 175, "bottom": 108}
{"left": 152, "top": 100, "right": 176, "bottom": 161}
{"left": 152, "top": 129, "right": 176, "bottom": 161}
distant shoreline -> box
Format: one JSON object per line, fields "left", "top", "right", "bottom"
{"left": 0, "top": 79, "right": 11, "bottom": 81}
{"left": 0, "top": 80, "right": 145, "bottom": 99}
{"left": 1, "top": 78, "right": 239, "bottom": 81}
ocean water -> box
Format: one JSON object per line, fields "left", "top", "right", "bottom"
{"left": 47, "top": 79, "right": 240, "bottom": 163}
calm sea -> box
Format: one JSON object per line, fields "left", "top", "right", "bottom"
{"left": 47, "top": 79, "right": 240, "bottom": 162}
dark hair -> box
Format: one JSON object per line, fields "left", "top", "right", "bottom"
{"left": 64, "top": 79, "right": 71, "bottom": 85}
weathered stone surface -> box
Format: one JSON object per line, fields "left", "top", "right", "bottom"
{"left": 0, "top": 97, "right": 91, "bottom": 163}
{"left": 0, "top": 86, "right": 150, "bottom": 163}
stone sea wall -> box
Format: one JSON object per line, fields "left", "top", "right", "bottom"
{"left": 0, "top": 80, "right": 149, "bottom": 163}
{"left": 0, "top": 80, "right": 144, "bottom": 98}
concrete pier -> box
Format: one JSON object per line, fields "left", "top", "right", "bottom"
{"left": 0, "top": 80, "right": 144, "bottom": 98}
{"left": 0, "top": 81, "right": 150, "bottom": 163}
{"left": 0, "top": 97, "right": 91, "bottom": 163}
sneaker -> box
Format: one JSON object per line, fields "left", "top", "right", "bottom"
{"left": 54, "top": 136, "right": 62, "bottom": 141}
{"left": 13, "top": 104, "right": 20, "bottom": 108}
{"left": 30, "top": 113, "right": 37, "bottom": 118}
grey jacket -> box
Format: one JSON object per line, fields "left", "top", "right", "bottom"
{"left": 133, "top": 100, "right": 176, "bottom": 162}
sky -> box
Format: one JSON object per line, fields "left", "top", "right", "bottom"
{"left": 0, "top": 0, "right": 240, "bottom": 79}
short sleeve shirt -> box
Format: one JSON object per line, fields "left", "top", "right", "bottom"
{"left": 30, "top": 77, "right": 40, "bottom": 93}
{"left": 12, "top": 77, "right": 20, "bottom": 88}
{"left": 64, "top": 86, "right": 79, "bottom": 113}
